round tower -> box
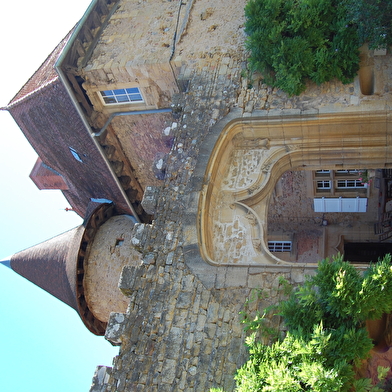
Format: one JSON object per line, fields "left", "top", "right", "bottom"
{"left": 1, "top": 201, "right": 141, "bottom": 335}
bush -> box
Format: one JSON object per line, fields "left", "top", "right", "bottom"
{"left": 244, "top": 0, "right": 391, "bottom": 95}
{"left": 234, "top": 254, "right": 392, "bottom": 392}
{"left": 345, "top": 0, "right": 392, "bottom": 49}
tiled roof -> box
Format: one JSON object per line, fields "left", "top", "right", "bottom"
{"left": 30, "top": 157, "right": 69, "bottom": 190}
{"left": 10, "top": 226, "right": 81, "bottom": 310}
{"left": 8, "top": 29, "right": 73, "bottom": 108}
{"left": 8, "top": 79, "right": 131, "bottom": 218}
{"left": 8, "top": 201, "right": 116, "bottom": 335}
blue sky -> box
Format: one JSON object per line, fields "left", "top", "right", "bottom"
{"left": 0, "top": 1, "right": 119, "bottom": 391}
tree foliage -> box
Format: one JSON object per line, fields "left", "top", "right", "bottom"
{"left": 234, "top": 255, "right": 392, "bottom": 392}
{"left": 244, "top": 0, "right": 392, "bottom": 95}
{"left": 345, "top": 0, "right": 392, "bottom": 49}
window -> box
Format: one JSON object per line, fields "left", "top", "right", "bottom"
{"left": 115, "top": 238, "right": 124, "bottom": 247}
{"left": 335, "top": 169, "right": 360, "bottom": 176}
{"left": 69, "top": 147, "right": 83, "bottom": 163}
{"left": 317, "top": 180, "right": 331, "bottom": 189}
{"left": 315, "top": 170, "right": 331, "bottom": 176}
{"left": 100, "top": 88, "right": 143, "bottom": 105}
{"left": 268, "top": 241, "right": 292, "bottom": 252}
{"left": 336, "top": 179, "right": 365, "bottom": 188}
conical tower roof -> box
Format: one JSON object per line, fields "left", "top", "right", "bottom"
{"left": 1, "top": 200, "right": 115, "bottom": 335}
{"left": 9, "top": 226, "right": 83, "bottom": 310}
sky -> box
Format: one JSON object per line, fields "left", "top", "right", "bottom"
{"left": 0, "top": 1, "right": 119, "bottom": 391}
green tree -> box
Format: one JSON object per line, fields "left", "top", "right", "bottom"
{"left": 345, "top": 0, "right": 392, "bottom": 49}
{"left": 244, "top": 0, "right": 391, "bottom": 96}
{"left": 233, "top": 255, "right": 392, "bottom": 392}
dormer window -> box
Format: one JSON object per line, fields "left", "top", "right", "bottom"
{"left": 69, "top": 147, "right": 83, "bottom": 163}
{"left": 100, "top": 88, "right": 143, "bottom": 105}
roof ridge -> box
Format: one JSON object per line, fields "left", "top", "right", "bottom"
{"left": 7, "top": 27, "right": 75, "bottom": 108}
{"left": 7, "top": 77, "right": 59, "bottom": 109}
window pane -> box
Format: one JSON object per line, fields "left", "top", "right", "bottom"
{"left": 103, "top": 96, "right": 117, "bottom": 104}
{"left": 317, "top": 180, "right": 331, "bottom": 189}
{"left": 337, "top": 179, "right": 365, "bottom": 188}
{"left": 113, "top": 89, "right": 126, "bottom": 94}
{"left": 116, "top": 95, "right": 129, "bottom": 103}
{"left": 100, "top": 87, "right": 143, "bottom": 105}
{"left": 268, "top": 241, "right": 292, "bottom": 252}
{"left": 129, "top": 93, "right": 143, "bottom": 101}
{"left": 126, "top": 88, "right": 140, "bottom": 94}
{"left": 100, "top": 90, "right": 113, "bottom": 97}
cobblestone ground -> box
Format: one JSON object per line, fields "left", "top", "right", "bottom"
{"left": 267, "top": 171, "right": 324, "bottom": 262}
{"left": 267, "top": 170, "right": 381, "bottom": 262}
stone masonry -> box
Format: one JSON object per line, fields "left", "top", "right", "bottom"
{"left": 88, "top": 2, "right": 392, "bottom": 391}
{"left": 5, "top": 1, "right": 392, "bottom": 390}
{"left": 91, "top": 54, "right": 392, "bottom": 392}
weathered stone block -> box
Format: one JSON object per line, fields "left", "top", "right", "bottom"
{"left": 105, "top": 312, "right": 129, "bottom": 346}
{"left": 176, "top": 291, "right": 195, "bottom": 309}
{"left": 195, "top": 314, "right": 207, "bottom": 332}
{"left": 90, "top": 366, "right": 112, "bottom": 392}
{"left": 119, "top": 265, "right": 140, "bottom": 297}
{"left": 206, "top": 303, "right": 220, "bottom": 323}
{"left": 131, "top": 223, "right": 151, "bottom": 252}
{"left": 142, "top": 252, "right": 156, "bottom": 265}
{"left": 141, "top": 186, "right": 160, "bottom": 215}
{"left": 161, "top": 359, "right": 177, "bottom": 384}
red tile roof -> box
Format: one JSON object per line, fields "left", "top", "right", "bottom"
{"left": 30, "top": 157, "right": 69, "bottom": 190}
{"left": 8, "top": 29, "right": 73, "bottom": 107}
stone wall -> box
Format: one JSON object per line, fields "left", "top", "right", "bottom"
{"left": 87, "top": 1, "right": 392, "bottom": 391}
{"left": 84, "top": 215, "right": 142, "bottom": 323}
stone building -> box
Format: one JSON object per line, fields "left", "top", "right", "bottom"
{"left": 2, "top": 0, "right": 392, "bottom": 391}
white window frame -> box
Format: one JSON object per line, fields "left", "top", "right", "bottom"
{"left": 335, "top": 169, "right": 360, "bottom": 175}
{"left": 336, "top": 179, "right": 365, "bottom": 189}
{"left": 99, "top": 87, "right": 143, "bottom": 105}
{"left": 316, "top": 180, "right": 332, "bottom": 189}
{"left": 268, "top": 241, "right": 292, "bottom": 252}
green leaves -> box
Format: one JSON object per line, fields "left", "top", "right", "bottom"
{"left": 352, "top": 365, "right": 390, "bottom": 391}
{"left": 359, "top": 255, "right": 392, "bottom": 320}
{"left": 244, "top": 0, "right": 362, "bottom": 95}
{"left": 344, "top": 0, "right": 392, "bottom": 49}
{"left": 236, "top": 325, "right": 346, "bottom": 391}
{"left": 235, "top": 254, "right": 392, "bottom": 391}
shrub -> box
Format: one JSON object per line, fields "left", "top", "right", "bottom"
{"left": 345, "top": 0, "right": 392, "bottom": 49}
{"left": 244, "top": 0, "right": 390, "bottom": 95}
{"left": 234, "top": 254, "right": 392, "bottom": 392}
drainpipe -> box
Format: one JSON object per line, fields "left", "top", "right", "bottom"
{"left": 55, "top": 4, "right": 142, "bottom": 222}
{"left": 56, "top": 66, "right": 142, "bottom": 223}
{"left": 55, "top": 1, "right": 174, "bottom": 222}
